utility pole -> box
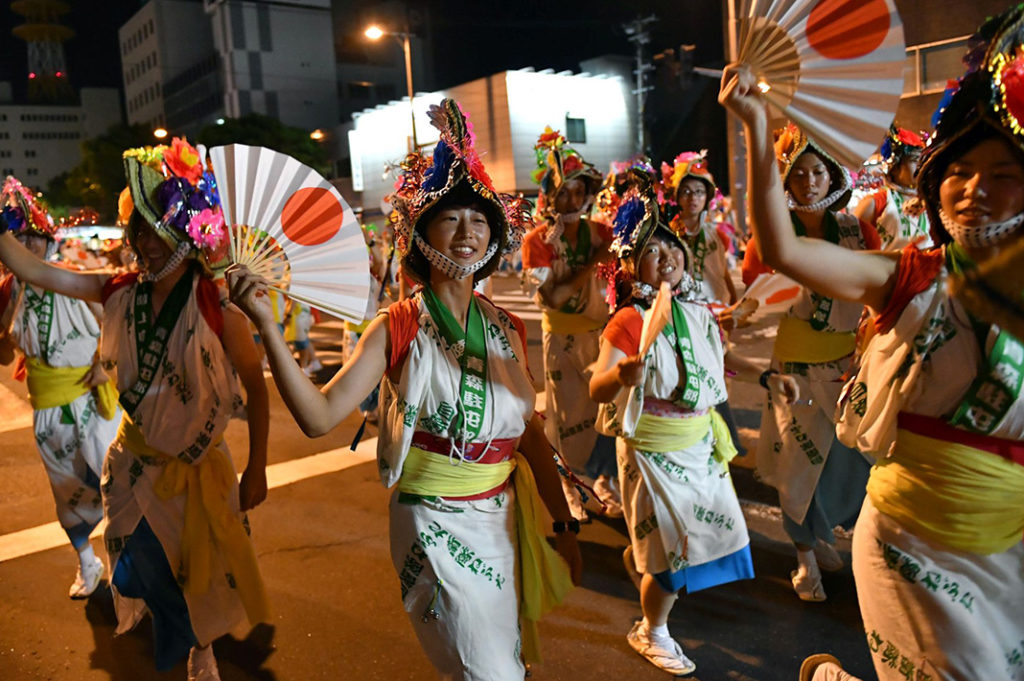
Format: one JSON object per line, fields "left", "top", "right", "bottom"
{"left": 622, "top": 14, "right": 657, "bottom": 155}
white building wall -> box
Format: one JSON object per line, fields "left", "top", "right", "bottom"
{"left": 348, "top": 68, "right": 631, "bottom": 214}
{"left": 504, "top": 69, "right": 632, "bottom": 192}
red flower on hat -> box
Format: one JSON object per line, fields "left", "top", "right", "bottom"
{"left": 163, "top": 137, "right": 203, "bottom": 184}
{"left": 998, "top": 50, "right": 1024, "bottom": 131}
{"left": 895, "top": 128, "right": 925, "bottom": 148}
{"left": 562, "top": 155, "right": 583, "bottom": 174}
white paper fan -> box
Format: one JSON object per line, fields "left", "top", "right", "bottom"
{"left": 209, "top": 144, "right": 370, "bottom": 323}
{"left": 736, "top": 0, "right": 906, "bottom": 168}
{"left": 639, "top": 281, "right": 673, "bottom": 358}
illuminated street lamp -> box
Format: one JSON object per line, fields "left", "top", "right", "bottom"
{"left": 310, "top": 129, "right": 326, "bottom": 141}
{"left": 153, "top": 127, "right": 168, "bottom": 140}
{"left": 364, "top": 23, "right": 418, "bottom": 150}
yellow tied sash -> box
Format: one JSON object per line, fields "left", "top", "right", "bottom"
{"left": 397, "top": 446, "right": 573, "bottom": 664}
{"left": 25, "top": 356, "right": 118, "bottom": 420}
{"left": 867, "top": 428, "right": 1024, "bottom": 554}
{"left": 541, "top": 309, "right": 605, "bottom": 335}
{"left": 117, "top": 416, "right": 270, "bottom": 625}
{"left": 345, "top": 319, "right": 371, "bottom": 336}
{"left": 773, "top": 316, "right": 856, "bottom": 364}
{"left": 629, "top": 410, "right": 738, "bottom": 464}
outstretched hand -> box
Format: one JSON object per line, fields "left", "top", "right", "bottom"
{"left": 718, "top": 63, "right": 768, "bottom": 126}
{"left": 226, "top": 265, "right": 274, "bottom": 327}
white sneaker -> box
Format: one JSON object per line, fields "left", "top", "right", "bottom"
{"left": 626, "top": 621, "right": 696, "bottom": 676}
{"left": 187, "top": 645, "right": 222, "bottom": 681}
{"left": 814, "top": 541, "right": 845, "bottom": 572}
{"left": 68, "top": 557, "right": 105, "bottom": 599}
{"left": 593, "top": 475, "right": 624, "bottom": 518}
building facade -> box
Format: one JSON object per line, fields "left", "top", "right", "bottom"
{"left": 348, "top": 67, "right": 633, "bottom": 217}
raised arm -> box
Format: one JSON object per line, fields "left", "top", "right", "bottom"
{"left": 589, "top": 338, "right": 643, "bottom": 404}
{"left": 0, "top": 233, "right": 108, "bottom": 302}
{"left": 228, "top": 266, "right": 387, "bottom": 438}
{"left": 718, "top": 65, "right": 898, "bottom": 313}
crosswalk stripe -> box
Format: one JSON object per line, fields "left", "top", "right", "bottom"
{"left": 0, "top": 437, "right": 378, "bottom": 564}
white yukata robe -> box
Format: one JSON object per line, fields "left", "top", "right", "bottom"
{"left": 872, "top": 185, "right": 932, "bottom": 251}
{"left": 756, "top": 211, "right": 873, "bottom": 527}
{"left": 7, "top": 278, "right": 119, "bottom": 542}
{"left": 837, "top": 247, "right": 1024, "bottom": 681}
{"left": 379, "top": 293, "right": 540, "bottom": 681}
{"left": 99, "top": 272, "right": 259, "bottom": 647}
{"left": 521, "top": 220, "right": 609, "bottom": 474}
{"left": 597, "top": 300, "right": 749, "bottom": 576}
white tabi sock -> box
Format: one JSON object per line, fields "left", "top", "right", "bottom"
{"left": 643, "top": 618, "right": 670, "bottom": 639}
{"left": 77, "top": 543, "right": 96, "bottom": 570}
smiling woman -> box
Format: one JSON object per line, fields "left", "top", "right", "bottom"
{"left": 720, "top": 6, "right": 1024, "bottom": 678}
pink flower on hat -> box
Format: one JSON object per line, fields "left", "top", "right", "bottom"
{"left": 187, "top": 208, "right": 226, "bottom": 249}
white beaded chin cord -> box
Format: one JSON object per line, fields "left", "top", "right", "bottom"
{"left": 787, "top": 168, "right": 852, "bottom": 213}
{"left": 939, "top": 208, "right": 1024, "bottom": 249}
{"left": 413, "top": 232, "right": 499, "bottom": 280}
{"left": 140, "top": 241, "right": 192, "bottom": 283}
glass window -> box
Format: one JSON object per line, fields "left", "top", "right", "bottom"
{"left": 565, "top": 116, "right": 586, "bottom": 144}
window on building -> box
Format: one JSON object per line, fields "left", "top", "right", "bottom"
{"left": 2, "top": 169, "right": 12, "bottom": 176}
{"left": 904, "top": 36, "right": 970, "bottom": 97}
{"left": 26, "top": 168, "right": 37, "bottom": 176}
{"left": 565, "top": 116, "right": 586, "bottom": 144}
{"left": 24, "top": 150, "right": 34, "bottom": 158}
{"left": 348, "top": 82, "right": 372, "bottom": 99}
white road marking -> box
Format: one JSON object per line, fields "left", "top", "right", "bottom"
{"left": 0, "top": 437, "right": 378, "bottom": 564}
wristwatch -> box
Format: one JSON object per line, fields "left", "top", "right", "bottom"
{"left": 552, "top": 519, "right": 581, "bottom": 534}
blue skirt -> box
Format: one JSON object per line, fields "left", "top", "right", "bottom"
{"left": 654, "top": 543, "right": 755, "bottom": 594}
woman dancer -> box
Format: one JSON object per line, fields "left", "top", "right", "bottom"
{"left": 721, "top": 7, "right": 1024, "bottom": 679}
{"left": 742, "top": 123, "right": 879, "bottom": 602}
{"left": 229, "top": 99, "right": 581, "bottom": 681}
{"left": 0, "top": 139, "right": 270, "bottom": 681}
{"left": 590, "top": 179, "right": 767, "bottom": 676}
{"left": 0, "top": 177, "right": 119, "bottom": 599}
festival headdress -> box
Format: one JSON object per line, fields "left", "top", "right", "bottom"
{"left": 531, "top": 127, "right": 603, "bottom": 205}
{"left": 879, "top": 124, "right": 926, "bottom": 170}
{"left": 120, "top": 137, "right": 227, "bottom": 272}
{"left": 661, "top": 150, "right": 717, "bottom": 210}
{"left": 774, "top": 122, "right": 852, "bottom": 211}
{"left": 387, "top": 98, "right": 531, "bottom": 282}
{"left": 1, "top": 176, "right": 56, "bottom": 241}
{"left": 917, "top": 5, "right": 1024, "bottom": 245}
{"left": 594, "top": 155, "right": 658, "bottom": 225}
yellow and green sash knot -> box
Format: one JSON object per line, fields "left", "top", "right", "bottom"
{"left": 628, "top": 410, "right": 737, "bottom": 464}
{"left": 117, "top": 416, "right": 270, "bottom": 625}
{"left": 541, "top": 309, "right": 605, "bottom": 335}
{"left": 25, "top": 356, "right": 118, "bottom": 420}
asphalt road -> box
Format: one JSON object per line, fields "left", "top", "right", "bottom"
{"left": 0, "top": 273, "right": 875, "bottom": 681}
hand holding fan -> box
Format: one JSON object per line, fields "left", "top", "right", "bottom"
{"left": 639, "top": 281, "right": 673, "bottom": 358}
{"left": 209, "top": 144, "right": 370, "bottom": 323}
{"left": 734, "top": 0, "right": 906, "bottom": 168}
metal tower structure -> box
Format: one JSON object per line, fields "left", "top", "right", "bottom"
{"left": 622, "top": 14, "right": 657, "bottom": 155}
{"left": 11, "top": 0, "right": 75, "bottom": 103}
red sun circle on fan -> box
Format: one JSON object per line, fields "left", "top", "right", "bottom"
{"left": 806, "top": 0, "right": 890, "bottom": 61}
{"left": 281, "top": 187, "right": 345, "bottom": 246}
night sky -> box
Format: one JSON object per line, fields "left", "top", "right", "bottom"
{"left": 0, "top": 1, "right": 724, "bottom": 100}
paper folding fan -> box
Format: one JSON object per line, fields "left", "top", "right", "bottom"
{"left": 735, "top": 0, "right": 906, "bottom": 168}
{"left": 209, "top": 144, "right": 370, "bottom": 323}
{"left": 949, "top": 239, "right": 1024, "bottom": 344}
{"left": 639, "top": 281, "right": 673, "bottom": 358}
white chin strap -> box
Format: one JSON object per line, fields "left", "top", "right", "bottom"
{"left": 939, "top": 209, "right": 1024, "bottom": 249}
{"left": 787, "top": 168, "right": 851, "bottom": 213}
{"left": 140, "top": 241, "right": 192, "bottom": 283}
{"left": 413, "top": 233, "right": 498, "bottom": 280}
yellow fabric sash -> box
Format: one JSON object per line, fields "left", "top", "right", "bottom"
{"left": 25, "top": 356, "right": 118, "bottom": 419}
{"left": 773, "top": 316, "right": 856, "bottom": 364}
{"left": 541, "top": 309, "right": 605, "bottom": 335}
{"left": 867, "top": 428, "right": 1024, "bottom": 554}
{"left": 117, "top": 416, "right": 270, "bottom": 625}
{"left": 345, "top": 319, "right": 371, "bottom": 336}
{"left": 397, "top": 446, "right": 573, "bottom": 663}
{"left": 629, "top": 410, "right": 738, "bottom": 463}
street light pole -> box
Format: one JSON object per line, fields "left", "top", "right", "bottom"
{"left": 401, "top": 32, "right": 418, "bottom": 151}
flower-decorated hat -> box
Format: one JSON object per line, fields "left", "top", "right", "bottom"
{"left": 604, "top": 171, "right": 696, "bottom": 304}
{"left": 593, "top": 155, "right": 659, "bottom": 227}
{"left": 120, "top": 137, "right": 227, "bottom": 274}
{"left": 918, "top": 5, "right": 1024, "bottom": 245}
{"left": 774, "top": 122, "right": 852, "bottom": 211}
{"left": 387, "top": 98, "right": 532, "bottom": 284}
{"left": 531, "top": 127, "right": 603, "bottom": 208}
{"left": 661, "top": 150, "right": 716, "bottom": 211}
{"left": 879, "top": 124, "right": 926, "bottom": 171}
{"left": 1, "top": 176, "right": 57, "bottom": 241}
